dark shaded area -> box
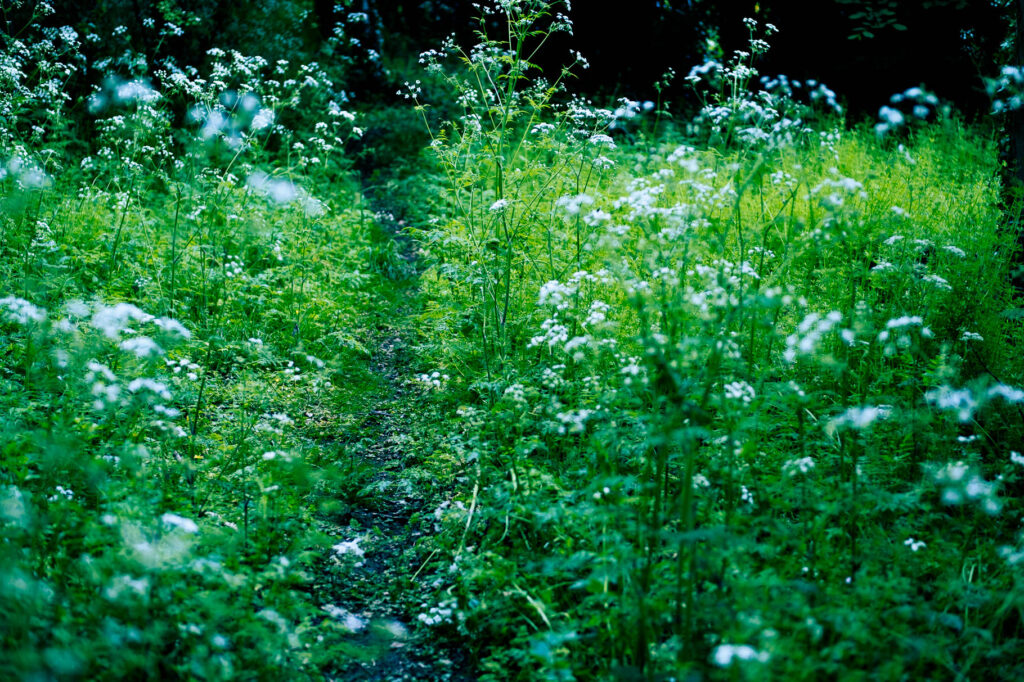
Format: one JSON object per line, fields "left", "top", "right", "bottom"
{"left": 33, "top": 1, "right": 1010, "bottom": 120}
{"left": 555, "top": 0, "right": 1005, "bottom": 120}
{"left": 357, "top": 1, "right": 1006, "bottom": 120}
{"left": 756, "top": 0, "right": 1006, "bottom": 120}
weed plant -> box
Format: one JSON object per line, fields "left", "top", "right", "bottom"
{"left": 0, "top": 3, "right": 401, "bottom": 678}
{"left": 3, "top": 0, "right": 1024, "bottom": 680}
{"left": 406, "top": 2, "right": 1024, "bottom": 680}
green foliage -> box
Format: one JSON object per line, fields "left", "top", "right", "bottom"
{"left": 0, "top": 4, "right": 397, "bottom": 678}
{"left": 399, "top": 4, "right": 1024, "bottom": 680}
{"left": 4, "top": 0, "right": 1024, "bottom": 680}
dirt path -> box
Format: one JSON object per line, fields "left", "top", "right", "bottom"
{"left": 311, "top": 192, "right": 475, "bottom": 681}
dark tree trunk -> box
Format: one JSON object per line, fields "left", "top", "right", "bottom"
{"left": 313, "top": 0, "right": 335, "bottom": 42}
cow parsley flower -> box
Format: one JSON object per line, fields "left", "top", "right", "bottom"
{"left": 0, "top": 296, "right": 46, "bottom": 325}
{"left": 713, "top": 644, "right": 769, "bottom": 666}
{"left": 904, "top": 537, "right": 926, "bottom": 552}
{"left": 92, "top": 303, "right": 154, "bottom": 339}
{"left": 161, "top": 513, "right": 199, "bottom": 533}
{"left": 783, "top": 457, "right": 815, "bottom": 476}
{"left": 120, "top": 336, "right": 164, "bottom": 358}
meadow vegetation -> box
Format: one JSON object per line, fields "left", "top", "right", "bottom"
{"left": 2, "top": 1, "right": 1024, "bottom": 680}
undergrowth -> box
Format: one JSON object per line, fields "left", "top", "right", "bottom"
{"left": 2, "top": 1, "right": 1024, "bottom": 681}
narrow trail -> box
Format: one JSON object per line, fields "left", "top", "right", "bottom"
{"left": 311, "top": 184, "right": 475, "bottom": 680}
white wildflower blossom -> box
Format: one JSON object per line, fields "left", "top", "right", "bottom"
{"left": 585, "top": 300, "right": 610, "bottom": 326}
{"left": 537, "top": 280, "right": 575, "bottom": 309}
{"left": 784, "top": 311, "right": 843, "bottom": 362}
{"left": 713, "top": 644, "right": 769, "bottom": 666}
{"left": 333, "top": 538, "right": 365, "bottom": 562}
{"left": 827, "top": 405, "right": 892, "bottom": 433}
{"left": 988, "top": 384, "right": 1024, "bottom": 403}
{"left": 556, "top": 408, "right": 594, "bottom": 435}
{"left": 246, "top": 171, "right": 299, "bottom": 204}
{"left": 119, "top": 336, "right": 164, "bottom": 358}
{"left": 723, "top": 381, "right": 756, "bottom": 404}
{"left": 127, "top": 378, "right": 172, "bottom": 401}
{"left": 783, "top": 457, "right": 816, "bottom": 476}
{"left": 92, "top": 303, "right": 154, "bottom": 339}
{"left": 529, "top": 317, "right": 570, "bottom": 349}
{"left": 153, "top": 317, "right": 191, "bottom": 339}
{"left": 878, "top": 315, "right": 931, "bottom": 356}
{"left": 925, "top": 386, "right": 977, "bottom": 422}
{"left": 0, "top": 296, "right": 47, "bottom": 324}
{"left": 161, "top": 513, "right": 199, "bottom": 534}
{"left": 921, "top": 273, "right": 952, "bottom": 291}
{"left": 322, "top": 604, "right": 366, "bottom": 631}
{"left": 503, "top": 383, "right": 527, "bottom": 407}
{"left": 932, "top": 460, "right": 1001, "bottom": 513}
{"left": 555, "top": 193, "right": 594, "bottom": 215}
{"left": 418, "top": 599, "right": 458, "bottom": 627}
{"left": 416, "top": 370, "right": 449, "bottom": 390}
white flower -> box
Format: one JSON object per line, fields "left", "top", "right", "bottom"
{"left": 554, "top": 193, "right": 594, "bottom": 215}
{"left": 556, "top": 408, "right": 593, "bottom": 435}
{"left": 989, "top": 384, "right": 1024, "bottom": 403}
{"left": 828, "top": 405, "right": 892, "bottom": 433}
{"left": 921, "top": 274, "right": 952, "bottom": 291}
{"left": 323, "top": 604, "right": 366, "bottom": 631}
{"left": 127, "top": 378, "right": 172, "bottom": 401}
{"left": 120, "top": 336, "right": 163, "bottom": 358}
{"left": 246, "top": 171, "right": 298, "bottom": 204}
{"left": 783, "top": 457, "right": 815, "bottom": 476}
{"left": 925, "top": 386, "right": 977, "bottom": 422}
{"left": 92, "top": 303, "right": 154, "bottom": 339}
{"left": 251, "top": 108, "right": 274, "bottom": 131}
{"left": 712, "top": 644, "right": 769, "bottom": 666}
{"left": 537, "top": 280, "right": 575, "bottom": 309}
{"left": 723, "top": 381, "right": 755, "bottom": 404}
{"left": 784, "top": 311, "right": 843, "bottom": 362}
{"left": 528, "top": 317, "right": 570, "bottom": 349}
{"left": 332, "top": 538, "right": 365, "bottom": 558}
{"left": 585, "top": 300, "right": 610, "bottom": 326}
{"left": 904, "top": 537, "right": 926, "bottom": 552}
{"left": 154, "top": 317, "right": 191, "bottom": 339}
{"left": 161, "top": 513, "right": 199, "bottom": 533}
{"left": 878, "top": 106, "right": 904, "bottom": 126}
{"left": 0, "top": 296, "right": 47, "bottom": 324}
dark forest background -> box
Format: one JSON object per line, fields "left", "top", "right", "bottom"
{"left": 29, "top": 0, "right": 1013, "bottom": 119}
